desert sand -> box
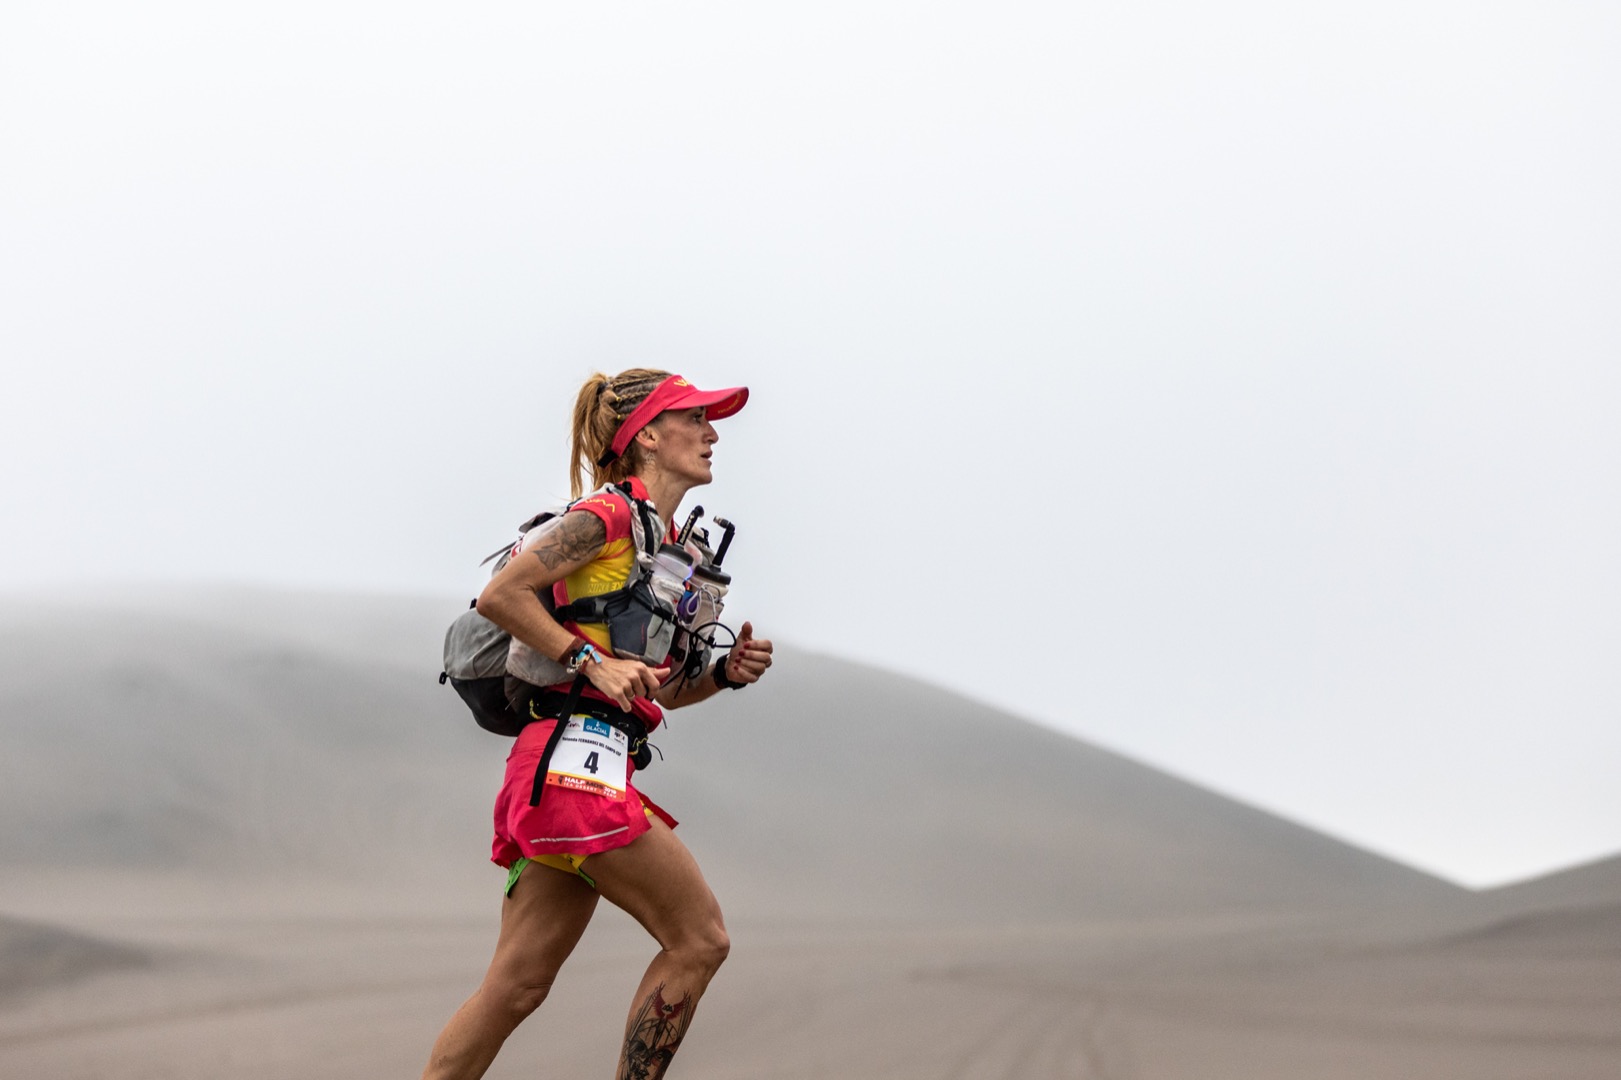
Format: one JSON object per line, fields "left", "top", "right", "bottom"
{"left": 2, "top": 587, "right": 1616, "bottom": 1078}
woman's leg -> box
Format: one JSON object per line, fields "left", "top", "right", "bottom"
{"left": 586, "top": 817, "right": 731, "bottom": 1080}
{"left": 421, "top": 862, "right": 600, "bottom": 1080}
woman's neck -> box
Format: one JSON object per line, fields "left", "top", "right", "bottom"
{"left": 633, "top": 467, "right": 693, "bottom": 534}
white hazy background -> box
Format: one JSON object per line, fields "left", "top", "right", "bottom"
{"left": 3, "top": 2, "right": 1618, "bottom": 888}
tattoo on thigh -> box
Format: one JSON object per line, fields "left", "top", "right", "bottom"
{"left": 531, "top": 512, "right": 606, "bottom": 572}
{"left": 617, "top": 983, "right": 694, "bottom": 1080}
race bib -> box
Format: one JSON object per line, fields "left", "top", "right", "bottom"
{"left": 545, "top": 716, "right": 630, "bottom": 798}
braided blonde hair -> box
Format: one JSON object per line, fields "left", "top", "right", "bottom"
{"left": 568, "top": 368, "right": 673, "bottom": 498}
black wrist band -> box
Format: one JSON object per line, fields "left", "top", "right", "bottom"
{"left": 712, "top": 656, "right": 745, "bottom": 690}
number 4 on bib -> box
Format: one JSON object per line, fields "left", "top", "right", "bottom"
{"left": 546, "top": 717, "right": 629, "bottom": 798}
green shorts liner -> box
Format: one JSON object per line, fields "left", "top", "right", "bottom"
{"left": 505, "top": 855, "right": 597, "bottom": 894}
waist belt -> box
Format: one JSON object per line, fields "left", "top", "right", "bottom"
{"left": 530, "top": 690, "right": 643, "bottom": 729}
{"left": 522, "top": 676, "right": 652, "bottom": 808}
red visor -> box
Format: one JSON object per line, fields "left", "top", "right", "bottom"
{"left": 600, "top": 375, "right": 749, "bottom": 465}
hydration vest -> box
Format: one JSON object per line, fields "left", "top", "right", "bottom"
{"left": 440, "top": 481, "right": 713, "bottom": 737}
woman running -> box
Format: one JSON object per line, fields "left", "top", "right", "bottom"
{"left": 422, "top": 368, "right": 774, "bottom": 1080}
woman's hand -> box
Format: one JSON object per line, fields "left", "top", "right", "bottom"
{"left": 721, "top": 621, "right": 774, "bottom": 686}
{"left": 582, "top": 654, "right": 664, "bottom": 712}
{"left": 652, "top": 622, "right": 774, "bottom": 708}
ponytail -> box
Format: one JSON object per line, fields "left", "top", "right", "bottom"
{"left": 568, "top": 368, "right": 673, "bottom": 498}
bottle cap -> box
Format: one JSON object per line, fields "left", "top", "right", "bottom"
{"left": 693, "top": 563, "right": 731, "bottom": 586}
{"left": 656, "top": 543, "right": 695, "bottom": 566}
{"left": 654, "top": 544, "right": 695, "bottom": 582}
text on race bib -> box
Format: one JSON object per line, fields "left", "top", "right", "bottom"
{"left": 546, "top": 716, "right": 630, "bottom": 799}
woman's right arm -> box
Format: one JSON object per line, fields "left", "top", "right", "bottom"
{"left": 476, "top": 512, "right": 662, "bottom": 710}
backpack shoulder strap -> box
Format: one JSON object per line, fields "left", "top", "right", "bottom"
{"left": 607, "top": 481, "right": 665, "bottom": 557}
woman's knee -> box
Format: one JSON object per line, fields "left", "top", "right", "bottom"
{"left": 481, "top": 973, "right": 557, "bottom": 1021}
{"left": 704, "top": 922, "right": 732, "bottom": 970}
{"left": 672, "top": 919, "right": 730, "bottom": 975}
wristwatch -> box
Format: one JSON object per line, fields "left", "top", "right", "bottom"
{"left": 712, "top": 654, "right": 745, "bottom": 690}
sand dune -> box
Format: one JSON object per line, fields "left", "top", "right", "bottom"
{"left": 2, "top": 588, "right": 1615, "bottom": 1079}
{"left": 1479, "top": 851, "right": 1621, "bottom": 914}
{"left": 5, "top": 904, "right": 1614, "bottom": 1080}
{"left": 0, "top": 916, "right": 148, "bottom": 1001}
{"left": 2, "top": 589, "right": 1460, "bottom": 921}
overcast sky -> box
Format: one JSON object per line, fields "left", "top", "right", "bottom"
{"left": 4, "top": 1, "right": 1618, "bottom": 888}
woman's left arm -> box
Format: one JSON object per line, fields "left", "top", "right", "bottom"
{"left": 655, "top": 621, "right": 774, "bottom": 709}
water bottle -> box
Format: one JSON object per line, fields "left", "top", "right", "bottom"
{"left": 689, "top": 563, "right": 730, "bottom": 638}
{"left": 691, "top": 515, "right": 735, "bottom": 643}
{"left": 648, "top": 543, "right": 694, "bottom": 617}
{"left": 635, "top": 543, "right": 690, "bottom": 665}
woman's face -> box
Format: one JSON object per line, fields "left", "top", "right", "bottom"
{"left": 645, "top": 406, "right": 718, "bottom": 486}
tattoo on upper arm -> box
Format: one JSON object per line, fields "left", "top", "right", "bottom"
{"left": 531, "top": 512, "right": 607, "bottom": 571}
